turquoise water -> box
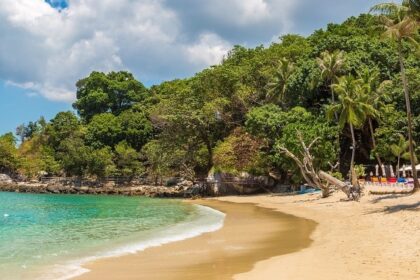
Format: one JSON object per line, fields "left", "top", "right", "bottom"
{"left": 0, "top": 192, "right": 224, "bottom": 279}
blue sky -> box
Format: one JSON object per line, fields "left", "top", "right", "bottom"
{"left": 0, "top": 82, "right": 71, "bottom": 135}
{"left": 0, "top": 0, "right": 384, "bottom": 135}
{"left": 45, "top": 0, "right": 68, "bottom": 9}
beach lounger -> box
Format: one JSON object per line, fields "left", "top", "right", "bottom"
{"left": 388, "top": 177, "right": 397, "bottom": 183}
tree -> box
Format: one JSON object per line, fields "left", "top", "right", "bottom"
{"left": 87, "top": 147, "right": 115, "bottom": 178}
{"left": 59, "top": 137, "right": 91, "bottom": 177}
{"left": 371, "top": 1, "right": 420, "bottom": 189}
{"left": 274, "top": 109, "right": 339, "bottom": 184}
{"left": 18, "top": 135, "right": 60, "bottom": 178}
{"left": 15, "top": 124, "right": 27, "bottom": 143}
{"left": 213, "top": 128, "right": 266, "bottom": 175}
{"left": 327, "top": 75, "right": 378, "bottom": 182}
{"left": 316, "top": 50, "right": 346, "bottom": 119}
{"left": 357, "top": 67, "right": 390, "bottom": 167}
{"left": 265, "top": 58, "right": 295, "bottom": 105}
{"left": 46, "top": 111, "right": 81, "bottom": 151}
{"left": 409, "top": 0, "right": 420, "bottom": 20}
{"left": 390, "top": 134, "right": 411, "bottom": 178}
{"left": 0, "top": 133, "right": 19, "bottom": 174}
{"left": 86, "top": 113, "right": 122, "bottom": 148}
{"left": 114, "top": 141, "right": 142, "bottom": 177}
{"left": 150, "top": 77, "right": 228, "bottom": 171}
{"left": 278, "top": 132, "right": 360, "bottom": 200}
{"left": 142, "top": 140, "right": 174, "bottom": 185}
{"left": 118, "top": 110, "right": 153, "bottom": 150}
{"left": 73, "top": 71, "right": 148, "bottom": 121}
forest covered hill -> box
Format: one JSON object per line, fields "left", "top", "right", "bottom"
{"left": 1, "top": 7, "right": 419, "bottom": 187}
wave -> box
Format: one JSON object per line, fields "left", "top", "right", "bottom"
{"left": 39, "top": 204, "right": 225, "bottom": 280}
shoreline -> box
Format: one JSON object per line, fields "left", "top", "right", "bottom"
{"left": 74, "top": 200, "right": 316, "bottom": 280}
{"left": 29, "top": 203, "right": 226, "bottom": 280}
{"left": 72, "top": 191, "right": 420, "bottom": 280}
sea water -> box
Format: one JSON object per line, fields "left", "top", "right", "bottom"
{"left": 0, "top": 192, "right": 224, "bottom": 279}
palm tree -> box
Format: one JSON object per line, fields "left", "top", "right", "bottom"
{"left": 327, "top": 75, "right": 378, "bottom": 183}
{"left": 357, "top": 68, "right": 391, "bottom": 169}
{"left": 390, "top": 134, "right": 411, "bottom": 178}
{"left": 371, "top": 1, "right": 420, "bottom": 190}
{"left": 266, "top": 58, "right": 295, "bottom": 106}
{"left": 316, "top": 50, "right": 346, "bottom": 119}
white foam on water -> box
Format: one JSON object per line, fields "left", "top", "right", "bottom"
{"left": 37, "top": 204, "right": 225, "bottom": 280}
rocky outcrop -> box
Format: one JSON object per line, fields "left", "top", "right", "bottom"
{"left": 0, "top": 181, "right": 192, "bottom": 198}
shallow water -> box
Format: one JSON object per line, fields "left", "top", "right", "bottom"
{"left": 0, "top": 192, "right": 224, "bottom": 279}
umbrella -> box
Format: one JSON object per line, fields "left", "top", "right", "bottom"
{"left": 375, "top": 165, "right": 379, "bottom": 176}
{"left": 381, "top": 164, "right": 386, "bottom": 177}
{"left": 389, "top": 165, "right": 395, "bottom": 177}
{"left": 370, "top": 171, "right": 373, "bottom": 177}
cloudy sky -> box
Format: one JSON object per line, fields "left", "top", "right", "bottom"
{"left": 0, "top": 0, "right": 383, "bottom": 134}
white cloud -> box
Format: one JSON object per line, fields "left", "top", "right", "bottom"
{"left": 186, "top": 33, "right": 231, "bottom": 66}
{"left": 230, "top": 0, "right": 270, "bottom": 24}
{"left": 0, "top": 0, "right": 301, "bottom": 102}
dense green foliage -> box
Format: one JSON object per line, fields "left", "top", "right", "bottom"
{"left": 1, "top": 9, "right": 418, "bottom": 186}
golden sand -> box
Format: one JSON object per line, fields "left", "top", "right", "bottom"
{"left": 75, "top": 200, "right": 316, "bottom": 280}
{"left": 74, "top": 191, "right": 420, "bottom": 280}
{"left": 218, "top": 192, "right": 420, "bottom": 280}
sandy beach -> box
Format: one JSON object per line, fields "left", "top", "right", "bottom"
{"left": 75, "top": 200, "right": 315, "bottom": 280}
{"left": 75, "top": 192, "right": 420, "bottom": 280}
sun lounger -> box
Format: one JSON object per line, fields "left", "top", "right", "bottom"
{"left": 388, "top": 177, "right": 397, "bottom": 183}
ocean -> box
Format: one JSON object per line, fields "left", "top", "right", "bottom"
{"left": 0, "top": 192, "right": 224, "bottom": 279}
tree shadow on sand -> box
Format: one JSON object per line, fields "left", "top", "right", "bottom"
{"left": 368, "top": 201, "right": 420, "bottom": 214}
{"left": 369, "top": 194, "right": 413, "bottom": 204}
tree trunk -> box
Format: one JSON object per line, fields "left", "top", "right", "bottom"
{"left": 397, "top": 155, "right": 401, "bottom": 179}
{"left": 398, "top": 42, "right": 419, "bottom": 191}
{"left": 368, "top": 118, "right": 383, "bottom": 169}
{"left": 319, "top": 171, "right": 361, "bottom": 201}
{"left": 279, "top": 134, "right": 360, "bottom": 200}
{"left": 330, "top": 81, "right": 338, "bottom": 121}
{"left": 349, "top": 123, "right": 356, "bottom": 183}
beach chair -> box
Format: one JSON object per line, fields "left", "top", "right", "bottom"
{"left": 371, "top": 177, "right": 379, "bottom": 184}
{"left": 388, "top": 177, "right": 397, "bottom": 183}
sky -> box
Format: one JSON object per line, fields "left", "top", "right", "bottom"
{"left": 0, "top": 0, "right": 385, "bottom": 134}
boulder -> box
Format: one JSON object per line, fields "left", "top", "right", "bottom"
{"left": 0, "top": 174, "right": 13, "bottom": 184}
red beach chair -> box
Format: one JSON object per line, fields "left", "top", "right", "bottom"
{"left": 388, "top": 177, "right": 397, "bottom": 183}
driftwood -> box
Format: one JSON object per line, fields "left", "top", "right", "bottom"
{"left": 319, "top": 171, "right": 361, "bottom": 201}
{"left": 279, "top": 133, "right": 361, "bottom": 200}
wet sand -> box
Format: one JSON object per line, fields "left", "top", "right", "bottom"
{"left": 75, "top": 200, "right": 316, "bottom": 280}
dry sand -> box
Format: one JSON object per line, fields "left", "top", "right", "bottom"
{"left": 74, "top": 191, "right": 420, "bottom": 280}
{"left": 218, "top": 192, "right": 420, "bottom": 280}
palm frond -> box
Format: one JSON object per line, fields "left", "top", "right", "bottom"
{"left": 370, "top": 3, "right": 402, "bottom": 15}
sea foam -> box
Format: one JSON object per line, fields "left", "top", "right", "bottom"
{"left": 40, "top": 205, "right": 225, "bottom": 280}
